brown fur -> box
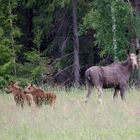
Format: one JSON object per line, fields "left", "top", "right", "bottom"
{"left": 85, "top": 49, "right": 139, "bottom": 104}
{"left": 24, "top": 83, "right": 56, "bottom": 109}
{"left": 23, "top": 91, "right": 32, "bottom": 106}
{"left": 43, "top": 92, "right": 56, "bottom": 109}
{"left": 6, "top": 82, "right": 32, "bottom": 107}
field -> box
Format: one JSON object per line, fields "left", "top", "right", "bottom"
{"left": 0, "top": 87, "right": 140, "bottom": 140}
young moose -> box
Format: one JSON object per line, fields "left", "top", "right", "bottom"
{"left": 6, "top": 82, "right": 32, "bottom": 107}
{"left": 24, "top": 84, "right": 44, "bottom": 107}
{"left": 24, "top": 83, "right": 56, "bottom": 109}
{"left": 85, "top": 49, "right": 140, "bottom": 104}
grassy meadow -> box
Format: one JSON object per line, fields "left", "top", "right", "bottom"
{"left": 0, "top": 87, "right": 140, "bottom": 140}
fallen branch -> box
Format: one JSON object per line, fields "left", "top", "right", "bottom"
{"left": 62, "top": 74, "right": 74, "bottom": 86}
{"left": 55, "top": 64, "right": 73, "bottom": 77}
{"left": 52, "top": 53, "right": 74, "bottom": 65}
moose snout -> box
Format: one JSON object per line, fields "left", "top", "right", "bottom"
{"left": 133, "top": 63, "right": 138, "bottom": 69}
{"left": 23, "top": 90, "right": 28, "bottom": 94}
{"left": 5, "top": 88, "right": 10, "bottom": 94}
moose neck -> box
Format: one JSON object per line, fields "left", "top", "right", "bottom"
{"left": 31, "top": 90, "right": 36, "bottom": 96}
{"left": 31, "top": 88, "right": 41, "bottom": 95}
{"left": 12, "top": 88, "right": 22, "bottom": 94}
{"left": 12, "top": 92, "right": 16, "bottom": 96}
{"left": 121, "top": 59, "right": 133, "bottom": 74}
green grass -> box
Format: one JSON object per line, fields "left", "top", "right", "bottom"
{"left": 0, "top": 87, "right": 140, "bottom": 140}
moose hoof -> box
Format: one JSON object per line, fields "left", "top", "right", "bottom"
{"left": 99, "top": 99, "right": 103, "bottom": 105}
{"left": 85, "top": 98, "right": 88, "bottom": 104}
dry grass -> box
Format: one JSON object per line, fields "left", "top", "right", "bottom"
{"left": 0, "top": 87, "right": 140, "bottom": 140}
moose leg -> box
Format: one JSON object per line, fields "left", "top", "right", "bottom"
{"left": 34, "top": 97, "right": 40, "bottom": 107}
{"left": 14, "top": 96, "right": 20, "bottom": 106}
{"left": 50, "top": 99, "right": 56, "bottom": 110}
{"left": 113, "top": 88, "right": 120, "bottom": 101}
{"left": 85, "top": 82, "right": 93, "bottom": 103}
{"left": 36, "top": 96, "right": 42, "bottom": 107}
{"left": 26, "top": 99, "right": 31, "bottom": 106}
{"left": 120, "top": 87, "right": 126, "bottom": 101}
{"left": 16, "top": 102, "right": 20, "bottom": 107}
{"left": 21, "top": 100, "right": 24, "bottom": 108}
{"left": 97, "top": 86, "right": 103, "bottom": 104}
{"left": 21, "top": 102, "right": 24, "bottom": 108}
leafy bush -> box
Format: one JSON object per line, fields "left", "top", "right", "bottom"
{"left": 23, "top": 50, "right": 47, "bottom": 84}
{"left": 0, "top": 76, "right": 7, "bottom": 88}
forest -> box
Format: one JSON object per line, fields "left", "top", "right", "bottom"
{"left": 0, "top": 0, "right": 140, "bottom": 88}
{"left": 0, "top": 1, "right": 140, "bottom": 139}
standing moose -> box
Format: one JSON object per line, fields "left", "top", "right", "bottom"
{"left": 6, "top": 82, "right": 32, "bottom": 107}
{"left": 24, "top": 83, "right": 56, "bottom": 109}
{"left": 85, "top": 49, "right": 140, "bottom": 104}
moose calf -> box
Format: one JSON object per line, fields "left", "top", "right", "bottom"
{"left": 6, "top": 82, "right": 32, "bottom": 108}
{"left": 24, "top": 83, "right": 56, "bottom": 109}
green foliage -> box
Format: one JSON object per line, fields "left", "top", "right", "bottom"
{"left": 0, "top": 0, "right": 21, "bottom": 87}
{"left": 79, "top": 0, "right": 138, "bottom": 59}
{"left": 0, "top": 0, "right": 140, "bottom": 88}
{"left": 31, "top": 66, "right": 43, "bottom": 82}
{"left": 0, "top": 76, "right": 7, "bottom": 88}
{"left": 0, "top": 61, "right": 14, "bottom": 75}
{"left": 0, "top": 45, "right": 12, "bottom": 65}
{"left": 25, "top": 50, "right": 41, "bottom": 65}
{"left": 133, "top": 14, "right": 140, "bottom": 38}
{"left": 0, "top": 45, "right": 16, "bottom": 85}
{"left": 16, "top": 78, "right": 31, "bottom": 88}
{"left": 23, "top": 50, "right": 47, "bottom": 84}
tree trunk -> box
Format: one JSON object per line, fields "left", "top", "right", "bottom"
{"left": 9, "top": 2, "right": 17, "bottom": 77}
{"left": 72, "top": 0, "right": 80, "bottom": 86}
{"left": 60, "top": 12, "right": 68, "bottom": 56}
{"left": 134, "top": 0, "right": 140, "bottom": 87}
{"left": 136, "top": 38, "right": 140, "bottom": 87}
{"left": 111, "top": 4, "right": 117, "bottom": 61}
{"left": 25, "top": 8, "right": 34, "bottom": 51}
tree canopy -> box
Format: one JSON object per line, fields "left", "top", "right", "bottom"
{"left": 0, "top": 0, "right": 140, "bottom": 88}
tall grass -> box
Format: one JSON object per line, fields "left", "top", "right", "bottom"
{"left": 0, "top": 87, "right": 140, "bottom": 140}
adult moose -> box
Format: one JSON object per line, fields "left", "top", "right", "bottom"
{"left": 85, "top": 49, "right": 140, "bottom": 104}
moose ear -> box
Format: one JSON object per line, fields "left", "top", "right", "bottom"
{"left": 27, "top": 82, "right": 30, "bottom": 85}
{"left": 127, "top": 49, "right": 130, "bottom": 55}
{"left": 11, "top": 81, "right": 15, "bottom": 85}
{"left": 136, "top": 48, "right": 140, "bottom": 55}
{"left": 12, "top": 81, "right": 18, "bottom": 87}
{"left": 14, "top": 81, "right": 19, "bottom": 85}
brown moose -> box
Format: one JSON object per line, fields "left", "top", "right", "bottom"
{"left": 24, "top": 83, "right": 56, "bottom": 109}
{"left": 85, "top": 49, "right": 140, "bottom": 104}
{"left": 6, "top": 82, "right": 32, "bottom": 108}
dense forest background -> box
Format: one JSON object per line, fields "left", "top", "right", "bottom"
{"left": 0, "top": 0, "right": 140, "bottom": 88}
